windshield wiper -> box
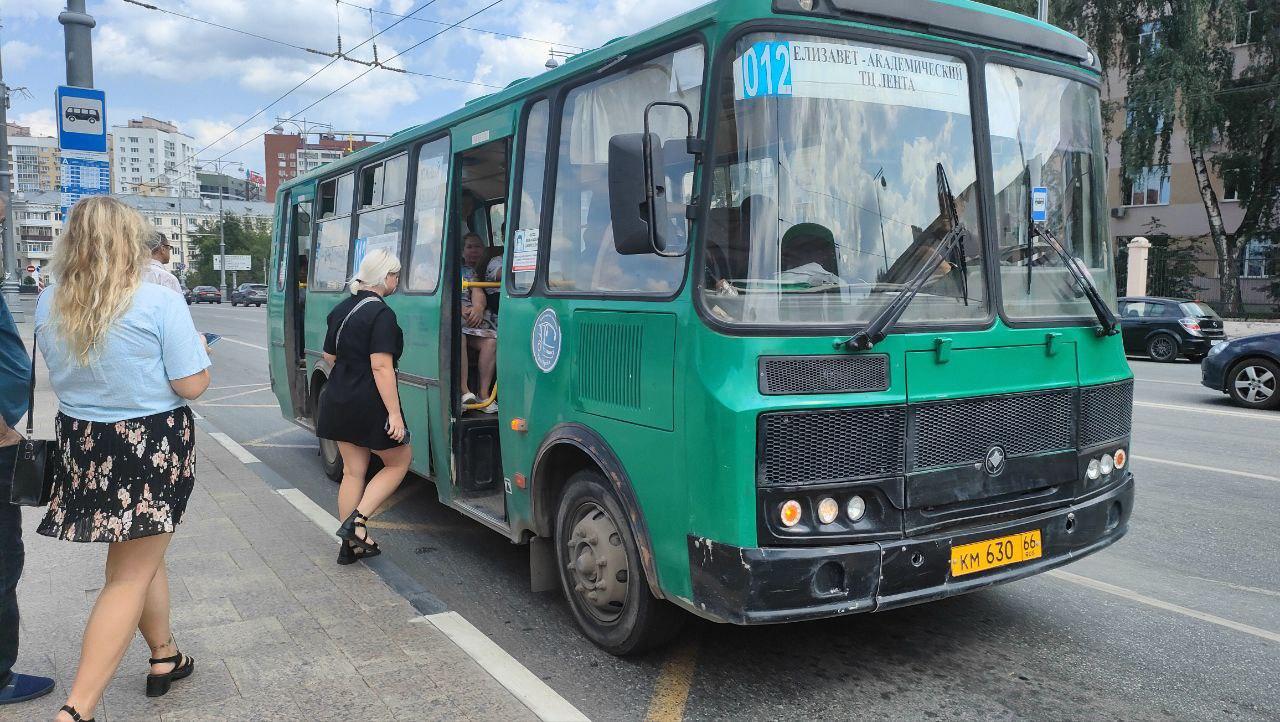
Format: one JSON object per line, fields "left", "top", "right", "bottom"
{"left": 839, "top": 163, "right": 970, "bottom": 351}
{"left": 1030, "top": 222, "right": 1119, "bottom": 336}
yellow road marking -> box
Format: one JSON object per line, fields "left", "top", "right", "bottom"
{"left": 365, "top": 519, "right": 441, "bottom": 532}
{"left": 645, "top": 634, "right": 700, "bottom": 722}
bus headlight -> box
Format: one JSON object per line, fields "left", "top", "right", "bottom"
{"left": 1099, "top": 454, "right": 1115, "bottom": 475}
{"left": 1114, "top": 448, "right": 1127, "bottom": 469}
{"left": 816, "top": 497, "right": 839, "bottom": 525}
{"left": 846, "top": 495, "right": 866, "bottom": 522}
{"left": 780, "top": 500, "right": 802, "bottom": 528}
{"left": 1086, "top": 459, "right": 1101, "bottom": 480}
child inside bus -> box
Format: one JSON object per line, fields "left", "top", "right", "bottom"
{"left": 461, "top": 233, "right": 497, "bottom": 414}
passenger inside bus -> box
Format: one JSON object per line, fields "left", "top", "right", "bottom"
{"left": 461, "top": 232, "right": 497, "bottom": 414}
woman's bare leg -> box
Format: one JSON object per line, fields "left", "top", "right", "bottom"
{"left": 354, "top": 444, "right": 413, "bottom": 522}
{"left": 56, "top": 533, "right": 173, "bottom": 721}
{"left": 460, "top": 335, "right": 472, "bottom": 397}
{"left": 477, "top": 337, "right": 497, "bottom": 400}
{"left": 137, "top": 562, "right": 179, "bottom": 674}
{"left": 337, "top": 441, "right": 372, "bottom": 544}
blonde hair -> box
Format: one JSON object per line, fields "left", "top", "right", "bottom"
{"left": 50, "top": 196, "right": 149, "bottom": 364}
{"left": 348, "top": 249, "right": 401, "bottom": 294}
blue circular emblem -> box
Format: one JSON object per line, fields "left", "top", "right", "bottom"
{"left": 531, "top": 308, "right": 561, "bottom": 373}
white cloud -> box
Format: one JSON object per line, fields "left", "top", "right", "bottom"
{"left": 13, "top": 109, "right": 57, "bottom": 139}
{"left": 2, "top": 0, "right": 63, "bottom": 22}
{"left": 1, "top": 40, "right": 48, "bottom": 71}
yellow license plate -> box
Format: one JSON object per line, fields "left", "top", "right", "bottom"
{"left": 950, "top": 530, "right": 1042, "bottom": 577}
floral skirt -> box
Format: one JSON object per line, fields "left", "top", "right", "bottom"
{"left": 38, "top": 407, "right": 196, "bottom": 543}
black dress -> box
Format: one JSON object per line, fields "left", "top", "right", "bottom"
{"left": 316, "top": 291, "right": 405, "bottom": 450}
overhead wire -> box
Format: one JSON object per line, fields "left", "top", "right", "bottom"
{"left": 335, "top": 0, "right": 586, "bottom": 50}
{"left": 119, "top": 0, "right": 446, "bottom": 191}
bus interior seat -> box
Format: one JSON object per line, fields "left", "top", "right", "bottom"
{"left": 781, "top": 223, "right": 838, "bottom": 275}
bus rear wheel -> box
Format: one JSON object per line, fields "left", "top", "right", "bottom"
{"left": 554, "top": 469, "right": 684, "bottom": 656}
{"left": 313, "top": 385, "right": 343, "bottom": 482}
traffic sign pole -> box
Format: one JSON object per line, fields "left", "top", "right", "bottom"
{"left": 0, "top": 41, "right": 22, "bottom": 318}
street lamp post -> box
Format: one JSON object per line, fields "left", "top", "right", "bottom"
{"left": 197, "top": 159, "right": 242, "bottom": 297}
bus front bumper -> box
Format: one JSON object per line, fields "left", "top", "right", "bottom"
{"left": 686, "top": 473, "right": 1133, "bottom": 625}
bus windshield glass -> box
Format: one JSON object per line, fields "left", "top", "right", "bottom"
{"left": 702, "top": 33, "right": 987, "bottom": 328}
{"left": 987, "top": 64, "right": 1115, "bottom": 320}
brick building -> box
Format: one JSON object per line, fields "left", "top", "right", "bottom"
{"left": 263, "top": 130, "right": 382, "bottom": 202}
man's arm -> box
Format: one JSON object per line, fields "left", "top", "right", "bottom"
{"left": 0, "top": 296, "right": 31, "bottom": 443}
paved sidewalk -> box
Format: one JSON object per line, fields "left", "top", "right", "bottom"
{"left": 2, "top": 322, "right": 541, "bottom": 722}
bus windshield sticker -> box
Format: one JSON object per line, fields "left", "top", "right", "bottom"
{"left": 512, "top": 228, "right": 539, "bottom": 272}
{"left": 734, "top": 41, "right": 969, "bottom": 115}
{"left": 353, "top": 232, "right": 401, "bottom": 267}
{"left": 531, "top": 308, "right": 561, "bottom": 373}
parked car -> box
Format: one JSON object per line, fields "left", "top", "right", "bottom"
{"left": 1201, "top": 332, "right": 1280, "bottom": 410}
{"left": 1118, "top": 296, "right": 1227, "bottom": 362}
{"left": 192, "top": 285, "right": 222, "bottom": 304}
{"left": 230, "top": 283, "right": 268, "bottom": 307}
{"left": 183, "top": 286, "right": 193, "bottom": 305}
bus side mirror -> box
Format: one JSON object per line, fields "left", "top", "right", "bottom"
{"left": 607, "top": 132, "right": 672, "bottom": 256}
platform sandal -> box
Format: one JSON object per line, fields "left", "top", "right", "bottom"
{"left": 336, "top": 510, "right": 381, "bottom": 558}
{"left": 60, "top": 704, "right": 94, "bottom": 721}
{"left": 146, "top": 651, "right": 194, "bottom": 697}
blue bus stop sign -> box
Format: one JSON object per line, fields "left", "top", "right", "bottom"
{"left": 55, "top": 86, "right": 107, "bottom": 153}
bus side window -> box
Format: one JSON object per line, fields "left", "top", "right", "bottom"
{"left": 313, "top": 173, "right": 354, "bottom": 291}
{"left": 510, "top": 99, "right": 549, "bottom": 294}
{"left": 407, "top": 137, "right": 451, "bottom": 292}
{"left": 546, "top": 45, "right": 704, "bottom": 294}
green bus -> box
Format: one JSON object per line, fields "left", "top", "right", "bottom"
{"left": 268, "top": 0, "right": 1135, "bottom": 654}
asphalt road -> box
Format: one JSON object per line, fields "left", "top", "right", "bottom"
{"left": 189, "top": 303, "right": 1280, "bottom": 721}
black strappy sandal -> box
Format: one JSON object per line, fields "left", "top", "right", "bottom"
{"left": 60, "top": 704, "right": 94, "bottom": 721}
{"left": 336, "top": 510, "right": 381, "bottom": 558}
{"left": 146, "top": 651, "right": 195, "bottom": 697}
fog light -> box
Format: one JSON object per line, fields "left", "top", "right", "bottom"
{"left": 1113, "top": 448, "right": 1127, "bottom": 469}
{"left": 846, "top": 495, "right": 866, "bottom": 522}
{"left": 1100, "top": 454, "right": 1115, "bottom": 475}
{"left": 817, "top": 497, "right": 839, "bottom": 525}
{"left": 1086, "top": 459, "right": 1101, "bottom": 480}
{"left": 780, "top": 499, "right": 802, "bottom": 528}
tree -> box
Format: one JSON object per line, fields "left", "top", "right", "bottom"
{"left": 189, "top": 213, "right": 272, "bottom": 288}
{"left": 983, "top": 0, "right": 1280, "bottom": 317}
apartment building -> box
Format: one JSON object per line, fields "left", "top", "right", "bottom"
{"left": 9, "top": 191, "right": 62, "bottom": 277}
{"left": 263, "top": 130, "right": 380, "bottom": 202}
{"left": 110, "top": 117, "right": 199, "bottom": 198}
{"left": 116, "top": 195, "right": 274, "bottom": 279}
{"left": 1104, "top": 12, "right": 1272, "bottom": 312}
{"left": 5, "top": 123, "right": 60, "bottom": 193}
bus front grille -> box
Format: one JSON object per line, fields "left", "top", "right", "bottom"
{"left": 758, "top": 354, "right": 890, "bottom": 395}
{"left": 912, "top": 389, "right": 1075, "bottom": 469}
{"left": 1078, "top": 380, "right": 1133, "bottom": 447}
{"left": 758, "top": 406, "right": 906, "bottom": 485}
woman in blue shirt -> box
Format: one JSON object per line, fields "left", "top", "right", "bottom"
{"left": 35, "top": 197, "right": 210, "bottom": 722}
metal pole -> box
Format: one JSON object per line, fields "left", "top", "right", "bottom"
{"left": 218, "top": 190, "right": 226, "bottom": 297}
{"left": 1036, "top": 0, "right": 1049, "bottom": 22}
{"left": 0, "top": 43, "right": 22, "bottom": 319}
{"left": 59, "top": 0, "right": 96, "bottom": 88}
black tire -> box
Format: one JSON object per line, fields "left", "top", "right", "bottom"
{"left": 1146, "top": 334, "right": 1179, "bottom": 363}
{"left": 230, "top": 300, "right": 238, "bottom": 307}
{"left": 1226, "top": 358, "right": 1280, "bottom": 410}
{"left": 313, "top": 384, "right": 344, "bottom": 482}
{"left": 554, "top": 469, "right": 685, "bottom": 656}
{"left": 217, "top": 300, "right": 222, "bottom": 304}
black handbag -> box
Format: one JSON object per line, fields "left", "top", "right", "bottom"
{"left": 9, "top": 328, "right": 54, "bottom": 507}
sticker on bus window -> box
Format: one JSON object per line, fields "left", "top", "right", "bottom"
{"left": 353, "top": 232, "right": 400, "bottom": 267}
{"left": 512, "top": 228, "right": 538, "bottom": 273}
{"left": 733, "top": 41, "right": 969, "bottom": 115}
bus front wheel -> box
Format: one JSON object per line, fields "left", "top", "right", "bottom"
{"left": 554, "top": 469, "right": 684, "bottom": 656}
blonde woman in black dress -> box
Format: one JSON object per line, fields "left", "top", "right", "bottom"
{"left": 35, "top": 197, "right": 211, "bottom": 722}
{"left": 316, "top": 249, "right": 412, "bottom": 563}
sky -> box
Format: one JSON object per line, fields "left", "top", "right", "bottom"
{"left": 2, "top": 0, "right": 697, "bottom": 177}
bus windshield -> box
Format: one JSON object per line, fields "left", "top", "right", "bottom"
{"left": 987, "top": 64, "right": 1115, "bottom": 320}
{"left": 702, "top": 33, "right": 987, "bottom": 328}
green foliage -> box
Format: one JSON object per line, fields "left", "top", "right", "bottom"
{"left": 1115, "top": 217, "right": 1200, "bottom": 299}
{"left": 188, "top": 213, "right": 273, "bottom": 288}
{"left": 20, "top": 276, "right": 35, "bottom": 286}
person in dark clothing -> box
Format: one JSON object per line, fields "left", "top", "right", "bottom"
{"left": 0, "top": 295, "right": 56, "bottom": 707}
{"left": 315, "top": 249, "right": 411, "bottom": 564}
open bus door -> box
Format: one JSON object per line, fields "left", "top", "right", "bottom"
{"left": 271, "top": 191, "right": 312, "bottom": 421}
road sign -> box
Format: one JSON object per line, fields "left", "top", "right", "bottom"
{"left": 1031, "top": 187, "right": 1048, "bottom": 223}
{"left": 26, "top": 266, "right": 35, "bottom": 273}
{"left": 59, "top": 150, "right": 112, "bottom": 216}
{"left": 214, "top": 255, "right": 252, "bottom": 271}
{"left": 55, "top": 86, "right": 107, "bottom": 153}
